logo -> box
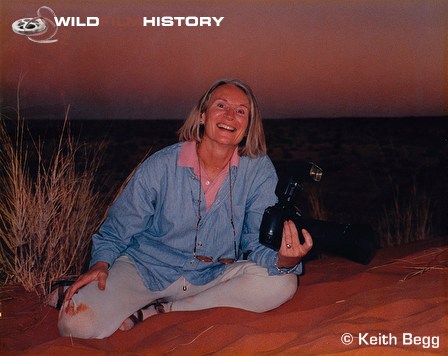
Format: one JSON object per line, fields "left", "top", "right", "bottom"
{"left": 11, "top": 6, "right": 58, "bottom": 43}
{"left": 12, "top": 6, "right": 225, "bottom": 43}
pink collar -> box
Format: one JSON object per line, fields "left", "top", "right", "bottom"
{"left": 178, "top": 141, "right": 240, "bottom": 169}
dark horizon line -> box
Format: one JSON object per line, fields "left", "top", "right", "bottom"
{"left": 6, "top": 115, "right": 447, "bottom": 121}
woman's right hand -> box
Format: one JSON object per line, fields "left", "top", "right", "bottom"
{"left": 64, "top": 261, "right": 109, "bottom": 302}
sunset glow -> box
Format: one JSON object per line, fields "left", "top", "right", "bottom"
{"left": 1, "top": 0, "right": 447, "bottom": 119}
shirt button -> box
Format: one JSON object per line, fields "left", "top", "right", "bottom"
{"left": 205, "top": 180, "right": 210, "bottom": 185}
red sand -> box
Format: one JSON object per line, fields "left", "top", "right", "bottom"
{"left": 1, "top": 239, "right": 446, "bottom": 355}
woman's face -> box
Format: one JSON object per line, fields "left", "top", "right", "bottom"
{"left": 201, "top": 84, "right": 250, "bottom": 149}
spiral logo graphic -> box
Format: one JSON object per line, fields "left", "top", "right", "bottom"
{"left": 11, "top": 6, "right": 58, "bottom": 43}
{"left": 341, "top": 333, "right": 354, "bottom": 345}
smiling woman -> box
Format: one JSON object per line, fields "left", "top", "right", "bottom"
{"left": 179, "top": 79, "right": 267, "bottom": 158}
{"left": 52, "top": 78, "right": 313, "bottom": 339}
{"left": 197, "top": 85, "right": 249, "bottom": 206}
{"left": 199, "top": 84, "right": 249, "bottom": 166}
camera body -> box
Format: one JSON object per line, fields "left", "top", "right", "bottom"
{"left": 259, "top": 161, "right": 376, "bottom": 264}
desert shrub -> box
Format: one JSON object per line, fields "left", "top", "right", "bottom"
{"left": 0, "top": 112, "right": 105, "bottom": 297}
{"left": 307, "top": 186, "right": 328, "bottom": 221}
{"left": 377, "top": 180, "right": 432, "bottom": 247}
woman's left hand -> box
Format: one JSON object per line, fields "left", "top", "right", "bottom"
{"left": 277, "top": 220, "right": 313, "bottom": 268}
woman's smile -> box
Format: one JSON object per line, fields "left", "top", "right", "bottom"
{"left": 201, "top": 84, "right": 250, "bottom": 148}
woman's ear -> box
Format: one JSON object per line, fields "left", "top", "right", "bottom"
{"left": 199, "top": 118, "right": 205, "bottom": 137}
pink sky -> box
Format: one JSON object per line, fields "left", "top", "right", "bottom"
{"left": 1, "top": 0, "right": 447, "bottom": 119}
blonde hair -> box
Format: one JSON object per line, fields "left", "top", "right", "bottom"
{"left": 177, "top": 79, "right": 267, "bottom": 157}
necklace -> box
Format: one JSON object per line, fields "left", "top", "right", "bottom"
{"left": 193, "top": 152, "right": 237, "bottom": 264}
{"left": 198, "top": 154, "right": 232, "bottom": 182}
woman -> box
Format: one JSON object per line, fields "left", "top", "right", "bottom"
{"left": 58, "top": 79, "right": 313, "bottom": 339}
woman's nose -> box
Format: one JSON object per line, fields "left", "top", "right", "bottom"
{"left": 225, "top": 107, "right": 237, "bottom": 119}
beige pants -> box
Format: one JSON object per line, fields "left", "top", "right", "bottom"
{"left": 58, "top": 256, "right": 298, "bottom": 339}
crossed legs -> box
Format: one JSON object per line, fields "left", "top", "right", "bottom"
{"left": 58, "top": 256, "right": 298, "bottom": 339}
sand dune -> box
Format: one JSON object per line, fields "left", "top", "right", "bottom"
{"left": 1, "top": 238, "right": 446, "bottom": 355}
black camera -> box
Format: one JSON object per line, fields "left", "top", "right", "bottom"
{"left": 259, "top": 161, "right": 376, "bottom": 264}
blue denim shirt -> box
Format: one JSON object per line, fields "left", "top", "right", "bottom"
{"left": 90, "top": 142, "right": 302, "bottom": 291}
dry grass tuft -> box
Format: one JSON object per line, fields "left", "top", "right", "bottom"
{"left": 377, "top": 180, "right": 432, "bottom": 247}
{"left": 369, "top": 247, "right": 448, "bottom": 281}
{"left": 0, "top": 109, "right": 105, "bottom": 297}
{"left": 307, "top": 186, "right": 328, "bottom": 221}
